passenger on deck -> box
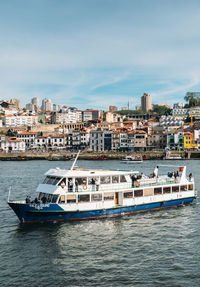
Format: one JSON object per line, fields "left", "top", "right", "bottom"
{"left": 131, "top": 174, "right": 137, "bottom": 187}
{"left": 41, "top": 195, "right": 47, "bottom": 204}
{"left": 68, "top": 179, "right": 73, "bottom": 192}
{"left": 96, "top": 178, "right": 100, "bottom": 191}
{"left": 34, "top": 197, "right": 39, "bottom": 204}
{"left": 154, "top": 166, "right": 159, "bottom": 178}
{"left": 189, "top": 173, "right": 192, "bottom": 181}
{"left": 25, "top": 196, "right": 30, "bottom": 204}
{"left": 75, "top": 179, "right": 78, "bottom": 192}
{"left": 61, "top": 181, "right": 65, "bottom": 188}
{"left": 91, "top": 178, "right": 95, "bottom": 191}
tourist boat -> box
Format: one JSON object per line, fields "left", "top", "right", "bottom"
{"left": 8, "top": 153, "right": 196, "bottom": 224}
{"left": 121, "top": 155, "right": 143, "bottom": 163}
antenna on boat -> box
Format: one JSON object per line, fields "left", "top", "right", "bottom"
{"left": 7, "top": 186, "right": 11, "bottom": 202}
{"left": 71, "top": 150, "right": 80, "bottom": 170}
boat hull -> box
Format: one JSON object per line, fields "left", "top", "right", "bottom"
{"left": 8, "top": 197, "right": 195, "bottom": 223}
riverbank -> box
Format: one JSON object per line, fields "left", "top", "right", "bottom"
{"left": 0, "top": 150, "right": 199, "bottom": 160}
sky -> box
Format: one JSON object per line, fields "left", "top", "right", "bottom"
{"left": 0, "top": 0, "right": 200, "bottom": 110}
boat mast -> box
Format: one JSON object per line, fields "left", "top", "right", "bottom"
{"left": 70, "top": 150, "right": 80, "bottom": 170}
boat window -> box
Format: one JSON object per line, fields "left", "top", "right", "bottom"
{"left": 67, "top": 194, "right": 76, "bottom": 203}
{"left": 43, "top": 176, "right": 62, "bottom": 185}
{"left": 154, "top": 187, "right": 162, "bottom": 195}
{"left": 46, "top": 194, "right": 52, "bottom": 202}
{"left": 144, "top": 188, "right": 153, "bottom": 196}
{"left": 104, "top": 192, "right": 114, "bottom": 200}
{"left": 52, "top": 195, "right": 59, "bottom": 203}
{"left": 134, "top": 189, "right": 143, "bottom": 197}
{"left": 112, "top": 175, "right": 119, "bottom": 183}
{"left": 88, "top": 177, "right": 97, "bottom": 185}
{"left": 172, "top": 186, "right": 179, "bottom": 192}
{"left": 78, "top": 194, "right": 90, "bottom": 202}
{"left": 188, "top": 184, "right": 193, "bottom": 190}
{"left": 123, "top": 191, "right": 133, "bottom": 198}
{"left": 180, "top": 185, "right": 187, "bottom": 191}
{"left": 91, "top": 194, "right": 102, "bottom": 201}
{"left": 163, "top": 187, "right": 171, "bottom": 194}
{"left": 120, "top": 175, "right": 127, "bottom": 183}
{"left": 59, "top": 195, "right": 65, "bottom": 204}
{"left": 100, "top": 176, "right": 111, "bottom": 184}
{"left": 76, "top": 178, "right": 87, "bottom": 185}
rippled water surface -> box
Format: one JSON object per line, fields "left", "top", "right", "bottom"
{"left": 0, "top": 159, "right": 200, "bottom": 287}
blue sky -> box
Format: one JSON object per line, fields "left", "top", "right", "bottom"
{"left": 0, "top": 0, "right": 200, "bottom": 109}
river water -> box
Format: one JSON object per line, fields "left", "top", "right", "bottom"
{"left": 0, "top": 159, "right": 199, "bottom": 287}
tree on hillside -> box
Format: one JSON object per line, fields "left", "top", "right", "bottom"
{"left": 154, "top": 106, "right": 171, "bottom": 116}
{"left": 184, "top": 92, "right": 200, "bottom": 107}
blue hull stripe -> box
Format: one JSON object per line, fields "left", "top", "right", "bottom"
{"left": 8, "top": 197, "right": 195, "bottom": 223}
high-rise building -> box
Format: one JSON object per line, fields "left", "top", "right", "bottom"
{"left": 141, "top": 93, "right": 152, "bottom": 112}
{"left": 109, "top": 106, "right": 117, "bottom": 113}
{"left": 31, "top": 97, "right": 40, "bottom": 112}
{"left": 10, "top": 98, "right": 22, "bottom": 109}
{"left": 41, "top": 98, "right": 53, "bottom": 111}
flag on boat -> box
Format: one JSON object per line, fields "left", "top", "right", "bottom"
{"left": 179, "top": 167, "right": 183, "bottom": 172}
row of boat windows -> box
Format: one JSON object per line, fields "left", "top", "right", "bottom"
{"left": 58, "top": 184, "right": 193, "bottom": 204}
{"left": 43, "top": 175, "right": 128, "bottom": 186}
{"left": 38, "top": 184, "right": 193, "bottom": 204}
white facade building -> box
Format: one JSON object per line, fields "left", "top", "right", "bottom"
{"left": 4, "top": 114, "right": 38, "bottom": 127}
{"left": 0, "top": 139, "right": 25, "bottom": 152}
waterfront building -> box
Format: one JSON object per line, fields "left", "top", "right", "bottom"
{"left": 0, "top": 138, "right": 25, "bottom": 152}
{"left": 133, "top": 130, "right": 147, "bottom": 151}
{"left": 16, "top": 132, "right": 37, "bottom": 149}
{"left": 184, "top": 132, "right": 198, "bottom": 150}
{"left": 167, "top": 130, "right": 184, "bottom": 150}
{"left": 141, "top": 93, "right": 152, "bottom": 112}
{"left": 147, "top": 133, "right": 167, "bottom": 150}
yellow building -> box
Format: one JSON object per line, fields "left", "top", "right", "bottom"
{"left": 184, "top": 132, "right": 198, "bottom": 150}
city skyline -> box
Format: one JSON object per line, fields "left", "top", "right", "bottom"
{"left": 0, "top": 1, "right": 200, "bottom": 109}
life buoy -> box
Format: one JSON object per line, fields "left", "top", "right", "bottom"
{"left": 83, "top": 185, "right": 87, "bottom": 190}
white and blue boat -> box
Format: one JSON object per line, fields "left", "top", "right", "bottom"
{"left": 8, "top": 154, "right": 196, "bottom": 224}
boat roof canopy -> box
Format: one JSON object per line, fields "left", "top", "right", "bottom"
{"left": 45, "top": 168, "right": 139, "bottom": 178}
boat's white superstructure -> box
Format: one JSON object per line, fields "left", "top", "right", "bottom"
{"left": 121, "top": 155, "right": 143, "bottom": 163}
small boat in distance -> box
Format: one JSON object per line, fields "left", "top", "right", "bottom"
{"left": 121, "top": 155, "right": 143, "bottom": 163}
{"left": 7, "top": 152, "right": 196, "bottom": 224}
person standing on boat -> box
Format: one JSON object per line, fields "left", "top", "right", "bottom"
{"left": 154, "top": 166, "right": 159, "bottom": 178}
{"left": 75, "top": 179, "right": 78, "bottom": 192}
{"left": 68, "top": 179, "right": 73, "bottom": 192}
{"left": 96, "top": 177, "right": 100, "bottom": 191}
